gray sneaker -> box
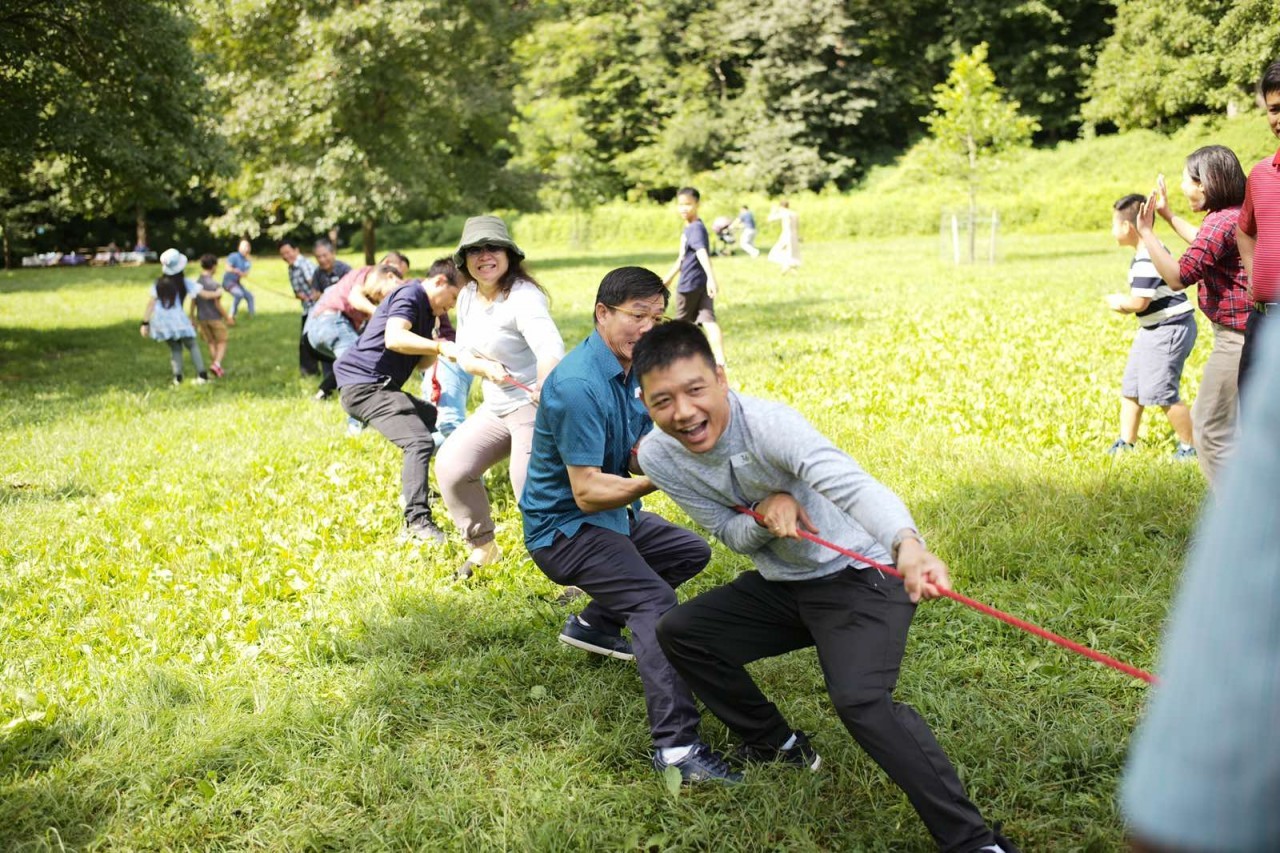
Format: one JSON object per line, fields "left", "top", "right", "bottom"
{"left": 652, "top": 742, "right": 743, "bottom": 785}
{"left": 399, "top": 519, "right": 447, "bottom": 545}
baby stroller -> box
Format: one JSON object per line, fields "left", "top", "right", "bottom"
{"left": 711, "top": 216, "right": 736, "bottom": 256}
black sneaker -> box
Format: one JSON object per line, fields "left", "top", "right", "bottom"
{"left": 652, "top": 742, "right": 743, "bottom": 785}
{"left": 558, "top": 615, "right": 634, "bottom": 660}
{"left": 985, "top": 822, "right": 1021, "bottom": 853}
{"left": 399, "top": 518, "right": 447, "bottom": 545}
{"left": 732, "top": 731, "right": 821, "bottom": 771}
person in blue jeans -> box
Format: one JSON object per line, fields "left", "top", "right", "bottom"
{"left": 223, "top": 239, "right": 255, "bottom": 318}
{"left": 424, "top": 311, "right": 473, "bottom": 448}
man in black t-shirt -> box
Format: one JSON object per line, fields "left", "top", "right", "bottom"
{"left": 335, "top": 257, "right": 462, "bottom": 542}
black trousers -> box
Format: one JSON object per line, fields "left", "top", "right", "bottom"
{"left": 340, "top": 382, "right": 437, "bottom": 526}
{"left": 531, "top": 511, "right": 710, "bottom": 748}
{"left": 657, "top": 568, "right": 993, "bottom": 853}
{"left": 300, "top": 313, "right": 321, "bottom": 376}
{"left": 1238, "top": 307, "right": 1273, "bottom": 402}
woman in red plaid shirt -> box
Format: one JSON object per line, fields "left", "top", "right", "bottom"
{"left": 1136, "top": 145, "right": 1252, "bottom": 485}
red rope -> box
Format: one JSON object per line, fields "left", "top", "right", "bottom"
{"left": 503, "top": 374, "right": 536, "bottom": 394}
{"left": 733, "top": 506, "right": 1157, "bottom": 685}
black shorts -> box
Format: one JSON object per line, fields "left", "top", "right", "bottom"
{"left": 674, "top": 284, "right": 716, "bottom": 325}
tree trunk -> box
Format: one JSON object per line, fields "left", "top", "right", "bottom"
{"left": 362, "top": 217, "right": 376, "bottom": 266}
{"left": 135, "top": 205, "right": 148, "bottom": 250}
{"left": 2, "top": 223, "right": 10, "bottom": 270}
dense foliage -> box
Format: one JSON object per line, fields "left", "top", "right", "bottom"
{"left": 1083, "top": 0, "right": 1280, "bottom": 129}
{"left": 3, "top": 0, "right": 1278, "bottom": 262}
{"left": 189, "top": 0, "right": 526, "bottom": 261}
{"left": 0, "top": 0, "right": 220, "bottom": 265}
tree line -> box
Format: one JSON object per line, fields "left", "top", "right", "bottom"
{"left": 2, "top": 0, "right": 1276, "bottom": 267}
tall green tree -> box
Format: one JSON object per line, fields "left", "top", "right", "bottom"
{"left": 716, "top": 0, "right": 886, "bottom": 194}
{"left": 923, "top": 43, "right": 1038, "bottom": 262}
{"left": 0, "top": 0, "right": 218, "bottom": 266}
{"left": 1082, "top": 0, "right": 1224, "bottom": 130}
{"left": 194, "top": 0, "right": 524, "bottom": 262}
{"left": 924, "top": 0, "right": 1112, "bottom": 141}
{"left": 1213, "top": 0, "right": 1280, "bottom": 112}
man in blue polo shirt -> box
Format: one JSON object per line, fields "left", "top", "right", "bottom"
{"left": 521, "top": 266, "right": 736, "bottom": 784}
{"left": 335, "top": 257, "right": 462, "bottom": 543}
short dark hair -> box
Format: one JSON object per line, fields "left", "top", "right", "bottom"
{"left": 381, "top": 250, "right": 410, "bottom": 271}
{"left": 1260, "top": 59, "right": 1280, "bottom": 98}
{"left": 314, "top": 237, "right": 335, "bottom": 253}
{"left": 199, "top": 253, "right": 217, "bottom": 270}
{"left": 277, "top": 239, "right": 297, "bottom": 251}
{"left": 1113, "top": 194, "right": 1145, "bottom": 225}
{"left": 594, "top": 267, "right": 669, "bottom": 326}
{"left": 426, "top": 256, "right": 460, "bottom": 287}
{"left": 676, "top": 186, "right": 700, "bottom": 201}
{"left": 633, "top": 321, "right": 716, "bottom": 389}
{"left": 1186, "top": 145, "right": 1246, "bottom": 212}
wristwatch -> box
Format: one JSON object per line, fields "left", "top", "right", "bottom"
{"left": 891, "top": 529, "right": 925, "bottom": 562}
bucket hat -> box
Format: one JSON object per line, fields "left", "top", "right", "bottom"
{"left": 453, "top": 216, "right": 525, "bottom": 271}
{"left": 159, "top": 248, "right": 188, "bottom": 276}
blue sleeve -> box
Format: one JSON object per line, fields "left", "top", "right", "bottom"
{"left": 548, "top": 377, "right": 609, "bottom": 469}
{"left": 687, "top": 222, "right": 709, "bottom": 252}
{"left": 386, "top": 285, "right": 425, "bottom": 325}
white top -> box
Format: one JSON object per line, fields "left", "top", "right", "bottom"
{"left": 455, "top": 278, "right": 564, "bottom": 416}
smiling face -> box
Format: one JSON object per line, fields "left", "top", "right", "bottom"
{"left": 1180, "top": 167, "right": 1207, "bottom": 212}
{"left": 641, "top": 354, "right": 730, "bottom": 454}
{"left": 595, "top": 295, "right": 668, "bottom": 371}
{"left": 464, "top": 245, "right": 510, "bottom": 289}
{"left": 279, "top": 244, "right": 298, "bottom": 264}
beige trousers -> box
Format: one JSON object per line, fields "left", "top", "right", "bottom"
{"left": 435, "top": 403, "right": 537, "bottom": 547}
{"left": 1192, "top": 322, "right": 1243, "bottom": 485}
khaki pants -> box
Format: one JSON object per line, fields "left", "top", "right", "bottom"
{"left": 435, "top": 404, "right": 537, "bottom": 547}
{"left": 1192, "top": 322, "right": 1243, "bottom": 485}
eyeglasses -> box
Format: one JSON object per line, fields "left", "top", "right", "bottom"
{"left": 607, "top": 305, "right": 668, "bottom": 325}
{"left": 464, "top": 244, "right": 506, "bottom": 257}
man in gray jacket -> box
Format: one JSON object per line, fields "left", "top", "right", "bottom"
{"left": 633, "top": 321, "right": 1017, "bottom": 853}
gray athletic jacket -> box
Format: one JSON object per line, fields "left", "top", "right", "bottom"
{"left": 638, "top": 392, "right": 915, "bottom": 582}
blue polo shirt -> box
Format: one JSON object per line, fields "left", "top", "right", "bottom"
{"left": 521, "top": 330, "right": 650, "bottom": 550}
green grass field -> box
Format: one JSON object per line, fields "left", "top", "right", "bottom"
{"left": 0, "top": 234, "right": 1206, "bottom": 851}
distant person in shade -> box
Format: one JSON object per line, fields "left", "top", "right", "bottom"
{"left": 223, "top": 239, "right": 255, "bottom": 318}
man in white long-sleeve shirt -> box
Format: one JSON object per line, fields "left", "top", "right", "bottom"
{"left": 633, "top": 321, "right": 1018, "bottom": 853}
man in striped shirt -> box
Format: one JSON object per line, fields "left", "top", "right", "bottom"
{"left": 1104, "top": 194, "right": 1197, "bottom": 459}
{"left": 1237, "top": 59, "right": 1280, "bottom": 398}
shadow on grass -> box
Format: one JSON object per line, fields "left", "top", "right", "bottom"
{"left": 0, "top": 314, "right": 348, "bottom": 428}
{"left": 0, "top": 592, "right": 664, "bottom": 850}
{"left": 0, "top": 291, "right": 869, "bottom": 429}
{"left": 0, "top": 479, "right": 95, "bottom": 507}
{"left": 910, "top": 465, "right": 1201, "bottom": 680}
{"left": 529, "top": 250, "right": 671, "bottom": 273}
{"left": 0, "top": 265, "right": 160, "bottom": 295}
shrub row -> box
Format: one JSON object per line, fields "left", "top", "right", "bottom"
{"left": 384, "top": 115, "right": 1278, "bottom": 251}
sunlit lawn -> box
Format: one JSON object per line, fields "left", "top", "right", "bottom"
{"left": 0, "top": 233, "right": 1205, "bottom": 850}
